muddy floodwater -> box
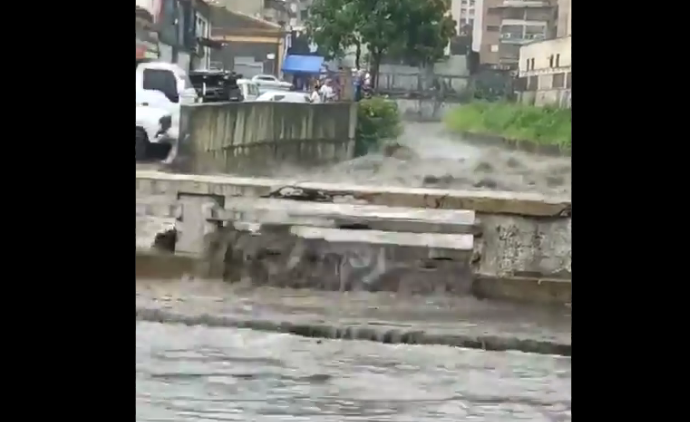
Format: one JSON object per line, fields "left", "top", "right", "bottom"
{"left": 137, "top": 301, "right": 571, "bottom": 421}
{"left": 136, "top": 122, "right": 571, "bottom": 421}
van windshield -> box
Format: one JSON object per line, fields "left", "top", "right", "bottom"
{"left": 142, "top": 68, "right": 179, "bottom": 103}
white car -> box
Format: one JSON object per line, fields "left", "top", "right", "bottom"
{"left": 237, "top": 79, "right": 261, "bottom": 101}
{"left": 256, "top": 91, "right": 311, "bottom": 103}
{"left": 251, "top": 74, "right": 292, "bottom": 91}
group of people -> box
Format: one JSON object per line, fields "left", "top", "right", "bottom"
{"left": 309, "top": 79, "right": 336, "bottom": 103}
{"left": 290, "top": 68, "right": 375, "bottom": 103}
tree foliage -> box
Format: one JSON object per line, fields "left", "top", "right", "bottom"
{"left": 306, "top": 0, "right": 456, "bottom": 86}
{"left": 304, "top": 0, "right": 361, "bottom": 61}
{"left": 393, "top": 0, "right": 457, "bottom": 66}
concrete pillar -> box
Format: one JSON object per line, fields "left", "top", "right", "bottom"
{"left": 175, "top": 194, "right": 224, "bottom": 256}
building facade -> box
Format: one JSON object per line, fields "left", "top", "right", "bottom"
{"left": 556, "top": 0, "right": 571, "bottom": 37}
{"left": 473, "top": 0, "right": 557, "bottom": 69}
{"left": 136, "top": 4, "right": 160, "bottom": 59}
{"left": 517, "top": 35, "right": 571, "bottom": 107}
{"left": 451, "top": 0, "right": 478, "bottom": 35}
{"left": 216, "top": 0, "right": 295, "bottom": 25}
{"left": 209, "top": 6, "right": 286, "bottom": 76}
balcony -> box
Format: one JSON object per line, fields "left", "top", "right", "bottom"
{"left": 499, "top": 33, "right": 545, "bottom": 45}
{"left": 491, "top": 0, "right": 552, "bottom": 8}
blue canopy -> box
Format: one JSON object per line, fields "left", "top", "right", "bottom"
{"left": 281, "top": 55, "right": 325, "bottom": 74}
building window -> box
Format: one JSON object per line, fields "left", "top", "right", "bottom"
{"left": 549, "top": 55, "right": 554, "bottom": 68}
{"left": 553, "top": 73, "right": 565, "bottom": 88}
{"left": 500, "top": 25, "right": 524, "bottom": 40}
{"left": 525, "top": 25, "right": 546, "bottom": 40}
{"left": 566, "top": 72, "right": 572, "bottom": 88}
{"left": 468, "top": 18, "right": 474, "bottom": 27}
{"left": 504, "top": 9, "right": 526, "bottom": 20}
{"left": 527, "top": 76, "right": 538, "bottom": 90}
{"left": 555, "top": 54, "right": 561, "bottom": 67}
{"left": 300, "top": 9, "right": 309, "bottom": 20}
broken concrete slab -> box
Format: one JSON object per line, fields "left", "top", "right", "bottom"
{"left": 209, "top": 198, "right": 478, "bottom": 234}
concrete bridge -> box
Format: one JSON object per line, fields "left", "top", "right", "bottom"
{"left": 136, "top": 170, "right": 571, "bottom": 305}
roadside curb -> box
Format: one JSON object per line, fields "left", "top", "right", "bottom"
{"left": 136, "top": 307, "right": 571, "bottom": 357}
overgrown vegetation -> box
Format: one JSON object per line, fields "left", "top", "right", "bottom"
{"left": 355, "top": 97, "right": 403, "bottom": 156}
{"left": 444, "top": 102, "right": 572, "bottom": 150}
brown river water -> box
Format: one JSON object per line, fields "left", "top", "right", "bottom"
{"left": 136, "top": 122, "right": 571, "bottom": 421}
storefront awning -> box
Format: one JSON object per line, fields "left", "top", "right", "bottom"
{"left": 281, "top": 55, "right": 325, "bottom": 74}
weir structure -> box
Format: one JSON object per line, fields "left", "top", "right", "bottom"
{"left": 136, "top": 170, "right": 571, "bottom": 305}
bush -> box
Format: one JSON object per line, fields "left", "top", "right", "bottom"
{"left": 355, "top": 97, "right": 403, "bottom": 156}
{"left": 444, "top": 101, "right": 571, "bottom": 150}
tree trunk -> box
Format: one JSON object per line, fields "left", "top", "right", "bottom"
{"left": 371, "top": 50, "right": 382, "bottom": 90}
{"left": 355, "top": 41, "right": 361, "bottom": 70}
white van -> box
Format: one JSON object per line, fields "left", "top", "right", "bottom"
{"left": 135, "top": 60, "right": 197, "bottom": 161}
{"left": 237, "top": 79, "right": 261, "bottom": 101}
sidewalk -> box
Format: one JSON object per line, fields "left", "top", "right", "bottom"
{"left": 136, "top": 280, "right": 571, "bottom": 356}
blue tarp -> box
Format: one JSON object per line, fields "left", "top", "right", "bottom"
{"left": 281, "top": 55, "right": 325, "bottom": 74}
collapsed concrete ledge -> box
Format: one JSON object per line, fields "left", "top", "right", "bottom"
{"left": 136, "top": 307, "right": 570, "bottom": 356}
{"left": 136, "top": 172, "right": 571, "bottom": 304}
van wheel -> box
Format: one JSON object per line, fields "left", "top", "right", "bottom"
{"left": 136, "top": 128, "right": 149, "bottom": 160}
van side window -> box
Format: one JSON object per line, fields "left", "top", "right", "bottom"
{"left": 142, "top": 69, "right": 179, "bottom": 103}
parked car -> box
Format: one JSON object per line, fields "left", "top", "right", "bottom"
{"left": 189, "top": 70, "right": 242, "bottom": 102}
{"left": 251, "top": 74, "right": 292, "bottom": 92}
{"left": 256, "top": 91, "right": 311, "bottom": 103}
{"left": 237, "top": 79, "right": 261, "bottom": 101}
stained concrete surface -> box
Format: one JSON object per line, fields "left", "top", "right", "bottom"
{"left": 138, "top": 122, "right": 571, "bottom": 197}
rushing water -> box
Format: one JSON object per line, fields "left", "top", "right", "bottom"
{"left": 136, "top": 321, "right": 571, "bottom": 422}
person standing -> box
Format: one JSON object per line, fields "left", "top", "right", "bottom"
{"left": 319, "top": 79, "right": 335, "bottom": 102}
{"left": 310, "top": 82, "right": 322, "bottom": 103}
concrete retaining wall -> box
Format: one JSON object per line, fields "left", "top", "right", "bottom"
{"left": 136, "top": 171, "right": 571, "bottom": 304}
{"left": 175, "top": 102, "right": 358, "bottom": 175}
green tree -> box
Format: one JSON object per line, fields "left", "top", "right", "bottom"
{"left": 305, "top": 0, "right": 363, "bottom": 68}
{"left": 306, "top": 0, "right": 455, "bottom": 88}
{"left": 393, "top": 0, "right": 457, "bottom": 67}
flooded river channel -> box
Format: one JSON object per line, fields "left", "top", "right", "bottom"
{"left": 137, "top": 321, "right": 571, "bottom": 421}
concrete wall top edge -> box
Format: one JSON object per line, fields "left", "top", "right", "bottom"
{"left": 136, "top": 171, "right": 571, "bottom": 217}
{"left": 182, "top": 101, "right": 356, "bottom": 109}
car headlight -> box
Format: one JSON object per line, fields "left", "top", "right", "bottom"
{"left": 158, "top": 115, "right": 172, "bottom": 132}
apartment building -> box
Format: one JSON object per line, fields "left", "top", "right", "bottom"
{"left": 473, "top": 0, "right": 557, "bottom": 69}
{"left": 215, "top": 0, "right": 295, "bottom": 25}
{"left": 556, "top": 0, "right": 571, "bottom": 37}
{"left": 451, "top": 0, "right": 479, "bottom": 35}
